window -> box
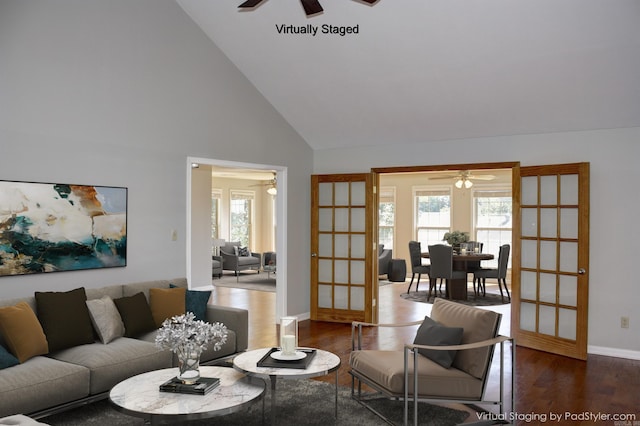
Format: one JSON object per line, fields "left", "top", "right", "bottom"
{"left": 378, "top": 187, "right": 396, "bottom": 251}
{"left": 230, "top": 190, "right": 255, "bottom": 247}
{"left": 474, "top": 189, "right": 512, "bottom": 268}
{"left": 211, "top": 189, "right": 221, "bottom": 239}
{"left": 415, "top": 189, "right": 451, "bottom": 248}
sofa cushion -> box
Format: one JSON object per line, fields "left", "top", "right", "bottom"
{"left": 0, "top": 344, "right": 19, "bottom": 370}
{"left": 170, "top": 284, "right": 211, "bottom": 322}
{"left": 149, "top": 287, "right": 186, "bottom": 327}
{"left": 0, "top": 356, "right": 89, "bottom": 418}
{"left": 50, "top": 338, "right": 172, "bottom": 394}
{"left": 413, "top": 316, "right": 463, "bottom": 368}
{"left": 34, "top": 288, "right": 94, "bottom": 352}
{"left": 113, "top": 292, "right": 156, "bottom": 338}
{"left": 0, "top": 302, "right": 49, "bottom": 363}
{"left": 86, "top": 296, "right": 125, "bottom": 344}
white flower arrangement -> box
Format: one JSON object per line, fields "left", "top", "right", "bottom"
{"left": 155, "top": 312, "right": 228, "bottom": 355}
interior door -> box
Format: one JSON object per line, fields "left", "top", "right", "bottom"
{"left": 512, "top": 163, "right": 590, "bottom": 360}
{"left": 310, "top": 173, "right": 377, "bottom": 323}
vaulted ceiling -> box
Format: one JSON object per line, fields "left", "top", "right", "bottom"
{"left": 177, "top": 0, "right": 640, "bottom": 150}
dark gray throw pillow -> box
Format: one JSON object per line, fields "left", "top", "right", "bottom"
{"left": 35, "top": 287, "right": 95, "bottom": 352}
{"left": 413, "top": 316, "right": 463, "bottom": 368}
{"left": 113, "top": 292, "right": 156, "bottom": 338}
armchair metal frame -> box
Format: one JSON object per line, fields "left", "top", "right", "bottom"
{"left": 350, "top": 319, "right": 515, "bottom": 426}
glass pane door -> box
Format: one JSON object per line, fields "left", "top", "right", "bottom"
{"left": 311, "top": 174, "right": 375, "bottom": 323}
{"left": 513, "top": 163, "right": 589, "bottom": 360}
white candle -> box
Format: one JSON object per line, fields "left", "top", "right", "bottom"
{"left": 474, "top": 247, "right": 479, "bottom": 253}
{"left": 460, "top": 248, "right": 467, "bottom": 254}
{"left": 281, "top": 334, "right": 296, "bottom": 355}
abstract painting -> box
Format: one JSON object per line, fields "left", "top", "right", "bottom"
{"left": 0, "top": 180, "right": 127, "bottom": 277}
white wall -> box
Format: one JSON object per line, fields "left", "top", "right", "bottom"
{"left": 0, "top": 0, "right": 313, "bottom": 317}
{"left": 314, "top": 129, "right": 640, "bottom": 357}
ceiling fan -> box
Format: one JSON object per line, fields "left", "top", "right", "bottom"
{"left": 250, "top": 172, "right": 277, "bottom": 195}
{"left": 428, "top": 170, "right": 495, "bottom": 189}
{"left": 239, "top": 0, "right": 377, "bottom": 17}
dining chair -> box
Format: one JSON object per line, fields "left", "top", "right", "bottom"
{"left": 407, "top": 241, "right": 430, "bottom": 293}
{"left": 473, "top": 244, "right": 511, "bottom": 302}
{"left": 427, "top": 244, "right": 467, "bottom": 300}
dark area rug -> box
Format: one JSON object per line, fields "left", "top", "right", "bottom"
{"left": 40, "top": 379, "right": 469, "bottom": 425}
{"left": 401, "top": 290, "right": 510, "bottom": 307}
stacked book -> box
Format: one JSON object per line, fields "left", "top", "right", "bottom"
{"left": 159, "top": 377, "right": 220, "bottom": 395}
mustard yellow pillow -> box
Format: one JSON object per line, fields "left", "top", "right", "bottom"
{"left": 0, "top": 302, "right": 49, "bottom": 363}
{"left": 149, "top": 288, "right": 186, "bottom": 327}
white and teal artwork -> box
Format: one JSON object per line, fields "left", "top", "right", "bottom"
{"left": 0, "top": 180, "right": 127, "bottom": 277}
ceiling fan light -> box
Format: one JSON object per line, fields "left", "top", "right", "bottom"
{"left": 267, "top": 186, "right": 277, "bottom": 195}
{"left": 464, "top": 179, "right": 473, "bottom": 189}
{"left": 455, "top": 179, "right": 463, "bottom": 189}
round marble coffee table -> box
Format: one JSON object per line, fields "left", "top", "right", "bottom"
{"left": 109, "top": 366, "right": 265, "bottom": 425}
{"left": 233, "top": 347, "right": 341, "bottom": 425}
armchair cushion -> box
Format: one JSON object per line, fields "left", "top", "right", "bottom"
{"left": 236, "top": 246, "right": 250, "bottom": 257}
{"left": 349, "top": 350, "right": 482, "bottom": 398}
{"left": 413, "top": 316, "right": 463, "bottom": 368}
{"left": 430, "top": 298, "right": 500, "bottom": 379}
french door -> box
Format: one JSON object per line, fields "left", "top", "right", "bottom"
{"left": 310, "top": 173, "right": 377, "bottom": 323}
{"left": 512, "top": 163, "right": 590, "bottom": 360}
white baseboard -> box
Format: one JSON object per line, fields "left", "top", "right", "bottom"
{"left": 588, "top": 345, "right": 640, "bottom": 360}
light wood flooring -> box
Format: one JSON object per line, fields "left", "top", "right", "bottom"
{"left": 210, "top": 280, "right": 640, "bottom": 424}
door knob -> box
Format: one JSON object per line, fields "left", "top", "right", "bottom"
{"left": 311, "top": 253, "right": 317, "bottom": 257}
{"left": 578, "top": 268, "right": 586, "bottom": 275}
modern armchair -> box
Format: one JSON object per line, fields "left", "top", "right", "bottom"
{"left": 349, "top": 298, "right": 514, "bottom": 426}
{"left": 219, "top": 241, "right": 261, "bottom": 281}
{"left": 378, "top": 244, "right": 393, "bottom": 277}
{"left": 212, "top": 255, "right": 223, "bottom": 279}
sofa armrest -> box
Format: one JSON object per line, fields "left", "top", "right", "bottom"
{"left": 205, "top": 305, "right": 248, "bottom": 352}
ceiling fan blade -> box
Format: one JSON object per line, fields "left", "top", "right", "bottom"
{"left": 238, "top": 0, "right": 265, "bottom": 8}
{"left": 358, "top": 0, "right": 378, "bottom": 3}
{"left": 429, "top": 175, "right": 458, "bottom": 180}
{"left": 468, "top": 175, "right": 496, "bottom": 181}
{"left": 300, "top": 0, "right": 323, "bottom": 16}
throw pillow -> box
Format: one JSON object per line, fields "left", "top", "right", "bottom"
{"left": 238, "top": 246, "right": 250, "bottom": 257}
{"left": 0, "top": 302, "right": 49, "bottom": 363}
{"left": 86, "top": 296, "right": 126, "bottom": 344}
{"left": 35, "top": 287, "right": 95, "bottom": 352}
{"left": 113, "top": 292, "right": 157, "bottom": 337}
{"left": 149, "top": 287, "right": 186, "bottom": 327}
{"left": 0, "top": 344, "right": 19, "bottom": 369}
{"left": 170, "top": 284, "right": 211, "bottom": 322}
{"left": 413, "top": 316, "right": 463, "bottom": 368}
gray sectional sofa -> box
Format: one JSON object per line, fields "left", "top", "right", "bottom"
{"left": 0, "top": 277, "right": 248, "bottom": 419}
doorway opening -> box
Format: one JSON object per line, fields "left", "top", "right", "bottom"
{"left": 372, "top": 162, "right": 517, "bottom": 328}
{"left": 187, "top": 156, "right": 287, "bottom": 321}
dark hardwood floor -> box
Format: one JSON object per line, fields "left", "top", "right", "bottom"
{"left": 211, "top": 280, "right": 640, "bottom": 425}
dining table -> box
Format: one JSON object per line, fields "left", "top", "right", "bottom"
{"left": 421, "top": 252, "right": 494, "bottom": 300}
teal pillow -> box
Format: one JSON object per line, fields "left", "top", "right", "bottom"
{"left": 170, "top": 284, "right": 211, "bottom": 322}
{"left": 0, "top": 344, "right": 19, "bottom": 369}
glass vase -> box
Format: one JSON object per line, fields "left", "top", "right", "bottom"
{"left": 279, "top": 316, "right": 298, "bottom": 355}
{"left": 177, "top": 347, "right": 201, "bottom": 384}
